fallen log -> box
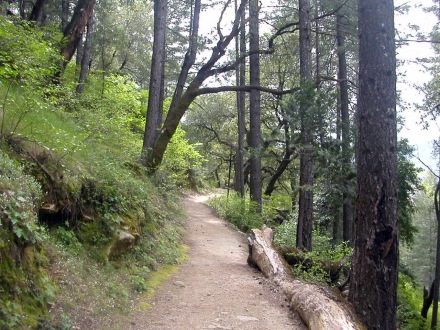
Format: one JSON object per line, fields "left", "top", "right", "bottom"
{"left": 247, "top": 227, "right": 364, "bottom": 330}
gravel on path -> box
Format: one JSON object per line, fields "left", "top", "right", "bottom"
{"left": 128, "top": 194, "right": 307, "bottom": 330}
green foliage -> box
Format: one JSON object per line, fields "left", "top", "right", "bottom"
{"left": 0, "top": 16, "right": 62, "bottom": 86}
{"left": 209, "top": 193, "right": 264, "bottom": 233}
{"left": 261, "top": 194, "right": 292, "bottom": 223}
{"left": 397, "top": 139, "right": 422, "bottom": 246}
{"left": 0, "top": 150, "right": 45, "bottom": 244}
{"left": 161, "top": 126, "right": 204, "bottom": 187}
{"left": 397, "top": 273, "right": 428, "bottom": 330}
{"left": 0, "top": 152, "right": 57, "bottom": 329}
{"left": 401, "top": 173, "right": 437, "bottom": 287}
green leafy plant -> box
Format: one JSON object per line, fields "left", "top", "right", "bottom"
{"left": 209, "top": 193, "right": 264, "bottom": 233}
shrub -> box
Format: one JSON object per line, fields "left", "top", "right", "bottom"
{"left": 209, "top": 193, "right": 264, "bottom": 233}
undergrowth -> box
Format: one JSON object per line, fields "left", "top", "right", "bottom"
{"left": 0, "top": 15, "right": 197, "bottom": 329}
{"left": 208, "top": 193, "right": 264, "bottom": 233}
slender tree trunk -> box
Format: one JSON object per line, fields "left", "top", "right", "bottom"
{"left": 60, "top": 0, "right": 96, "bottom": 66}
{"left": 336, "top": 13, "right": 353, "bottom": 244}
{"left": 141, "top": 0, "right": 168, "bottom": 165}
{"left": 76, "top": 13, "right": 94, "bottom": 94}
{"left": 61, "top": 0, "right": 69, "bottom": 31}
{"left": 296, "top": 0, "right": 314, "bottom": 251}
{"left": 264, "top": 122, "right": 294, "bottom": 196}
{"left": 348, "top": 1, "right": 398, "bottom": 328}
{"left": 249, "top": 0, "right": 262, "bottom": 213}
{"left": 234, "top": 0, "right": 246, "bottom": 198}
{"left": 432, "top": 177, "right": 440, "bottom": 329}
{"left": 28, "top": 0, "right": 49, "bottom": 23}
{"left": 145, "top": 0, "right": 248, "bottom": 172}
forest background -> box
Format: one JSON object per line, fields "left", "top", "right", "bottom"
{"left": 0, "top": 0, "right": 439, "bottom": 329}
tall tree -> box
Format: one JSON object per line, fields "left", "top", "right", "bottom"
{"left": 76, "top": 13, "right": 94, "bottom": 94}
{"left": 28, "top": 0, "right": 49, "bottom": 23}
{"left": 249, "top": 0, "right": 262, "bottom": 212}
{"left": 234, "top": 0, "right": 246, "bottom": 198}
{"left": 141, "top": 0, "right": 168, "bottom": 165}
{"left": 336, "top": 12, "right": 353, "bottom": 243}
{"left": 143, "top": 0, "right": 249, "bottom": 172}
{"left": 60, "top": 0, "right": 96, "bottom": 65}
{"left": 296, "top": 0, "right": 314, "bottom": 251}
{"left": 432, "top": 171, "right": 440, "bottom": 329}
{"left": 348, "top": 0, "right": 398, "bottom": 328}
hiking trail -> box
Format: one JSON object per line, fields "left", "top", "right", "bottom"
{"left": 126, "top": 194, "right": 306, "bottom": 330}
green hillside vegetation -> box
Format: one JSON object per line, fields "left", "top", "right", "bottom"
{"left": 0, "top": 16, "right": 201, "bottom": 328}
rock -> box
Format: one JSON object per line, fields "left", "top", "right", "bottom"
{"left": 173, "top": 281, "right": 186, "bottom": 288}
{"left": 40, "top": 203, "right": 59, "bottom": 214}
{"left": 107, "top": 230, "right": 137, "bottom": 259}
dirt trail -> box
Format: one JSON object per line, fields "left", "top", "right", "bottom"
{"left": 128, "top": 194, "right": 306, "bottom": 330}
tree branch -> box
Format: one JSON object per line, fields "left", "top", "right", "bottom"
{"left": 195, "top": 85, "right": 299, "bottom": 96}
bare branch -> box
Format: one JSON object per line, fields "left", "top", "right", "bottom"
{"left": 217, "top": 0, "right": 232, "bottom": 41}
{"left": 195, "top": 85, "right": 300, "bottom": 96}
{"left": 397, "top": 39, "right": 440, "bottom": 44}
{"left": 414, "top": 154, "right": 439, "bottom": 178}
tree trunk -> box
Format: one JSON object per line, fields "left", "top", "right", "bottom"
{"left": 431, "top": 178, "right": 440, "bottom": 329}
{"left": 61, "top": 0, "right": 69, "bottom": 31}
{"left": 348, "top": 1, "right": 398, "bottom": 329}
{"left": 264, "top": 121, "right": 294, "bottom": 196}
{"left": 60, "top": 0, "right": 96, "bottom": 65}
{"left": 145, "top": 0, "right": 248, "bottom": 172}
{"left": 234, "top": 0, "right": 246, "bottom": 198}
{"left": 141, "top": 0, "right": 168, "bottom": 165}
{"left": 248, "top": 0, "right": 262, "bottom": 213}
{"left": 28, "top": 0, "right": 49, "bottom": 23}
{"left": 423, "top": 280, "right": 435, "bottom": 319}
{"left": 336, "top": 13, "right": 353, "bottom": 244}
{"left": 248, "top": 227, "right": 364, "bottom": 329}
{"left": 76, "top": 13, "right": 94, "bottom": 95}
{"left": 297, "top": 0, "right": 314, "bottom": 251}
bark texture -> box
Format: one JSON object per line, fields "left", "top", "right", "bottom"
{"left": 142, "top": 0, "right": 168, "bottom": 164}
{"left": 297, "top": 0, "right": 314, "bottom": 251}
{"left": 248, "top": 227, "right": 364, "bottom": 330}
{"left": 234, "top": 0, "right": 246, "bottom": 198}
{"left": 248, "top": 0, "right": 262, "bottom": 212}
{"left": 336, "top": 13, "right": 353, "bottom": 243}
{"left": 348, "top": 1, "right": 398, "bottom": 329}
{"left": 431, "top": 178, "right": 440, "bottom": 328}
{"left": 76, "top": 13, "right": 94, "bottom": 94}
{"left": 61, "top": 0, "right": 96, "bottom": 64}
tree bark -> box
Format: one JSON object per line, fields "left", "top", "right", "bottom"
{"left": 264, "top": 122, "right": 295, "bottom": 196}
{"left": 336, "top": 13, "right": 353, "bottom": 244}
{"left": 297, "top": 0, "right": 314, "bottom": 251}
{"left": 422, "top": 280, "right": 435, "bottom": 319}
{"left": 248, "top": 227, "right": 363, "bottom": 330}
{"left": 60, "top": 0, "right": 96, "bottom": 65}
{"left": 145, "top": 0, "right": 248, "bottom": 172}
{"left": 28, "top": 0, "right": 49, "bottom": 23}
{"left": 141, "top": 0, "right": 168, "bottom": 165}
{"left": 431, "top": 178, "right": 440, "bottom": 329}
{"left": 249, "top": 0, "right": 262, "bottom": 213}
{"left": 234, "top": 0, "right": 246, "bottom": 198}
{"left": 76, "top": 13, "right": 94, "bottom": 95}
{"left": 61, "top": 0, "right": 69, "bottom": 31}
{"left": 348, "top": 1, "right": 398, "bottom": 329}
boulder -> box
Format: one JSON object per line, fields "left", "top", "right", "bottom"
{"left": 107, "top": 230, "right": 137, "bottom": 260}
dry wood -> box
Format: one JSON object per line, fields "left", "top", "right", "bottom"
{"left": 247, "top": 227, "right": 364, "bottom": 330}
